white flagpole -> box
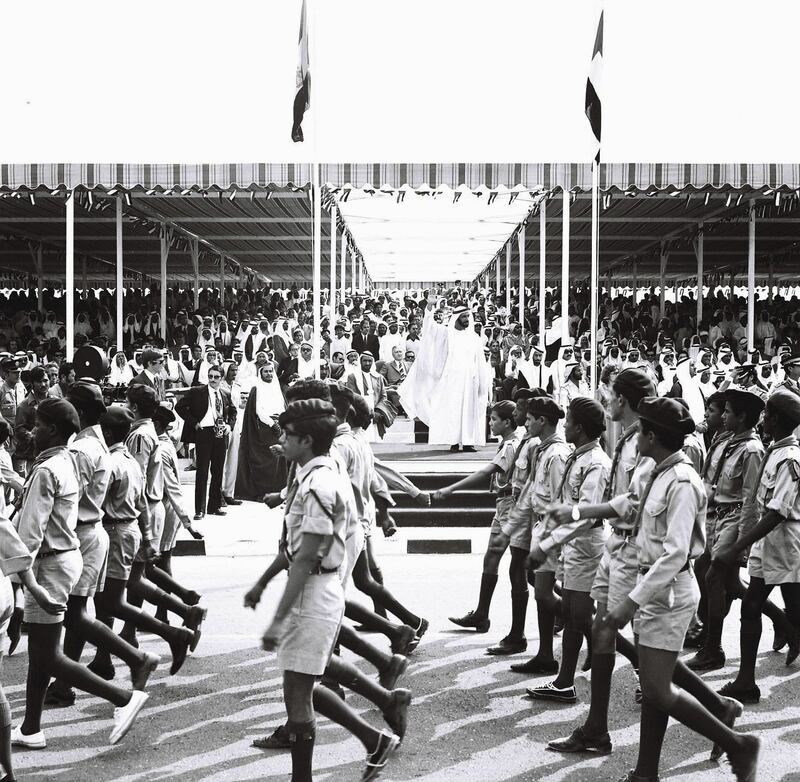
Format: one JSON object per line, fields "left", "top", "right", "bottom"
{"left": 312, "top": 162, "right": 322, "bottom": 379}
{"left": 590, "top": 159, "right": 599, "bottom": 393}
{"left": 517, "top": 226, "right": 526, "bottom": 335}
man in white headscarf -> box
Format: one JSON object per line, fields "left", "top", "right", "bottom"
{"left": 345, "top": 352, "right": 387, "bottom": 441}
{"left": 521, "top": 345, "right": 553, "bottom": 392}
{"left": 296, "top": 342, "right": 316, "bottom": 380}
{"left": 107, "top": 350, "right": 134, "bottom": 385}
{"left": 399, "top": 300, "right": 491, "bottom": 452}
{"left": 551, "top": 344, "right": 576, "bottom": 398}
{"left": 672, "top": 354, "right": 706, "bottom": 424}
{"left": 558, "top": 361, "right": 590, "bottom": 408}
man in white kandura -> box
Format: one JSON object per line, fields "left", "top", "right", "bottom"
{"left": 399, "top": 298, "right": 492, "bottom": 453}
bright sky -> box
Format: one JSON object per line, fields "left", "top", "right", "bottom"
{"left": 1, "top": 1, "right": 799, "bottom": 283}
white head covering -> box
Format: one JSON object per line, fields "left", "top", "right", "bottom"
{"left": 675, "top": 357, "right": 705, "bottom": 424}
{"left": 108, "top": 351, "right": 134, "bottom": 385}
{"left": 296, "top": 342, "right": 316, "bottom": 379}
{"left": 254, "top": 364, "right": 285, "bottom": 425}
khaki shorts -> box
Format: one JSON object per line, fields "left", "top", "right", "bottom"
{"left": 489, "top": 496, "right": 515, "bottom": 535}
{"left": 635, "top": 569, "right": 699, "bottom": 653}
{"left": 160, "top": 507, "right": 181, "bottom": 553}
{"left": 72, "top": 524, "right": 109, "bottom": 597}
{"left": 343, "top": 524, "right": 365, "bottom": 590}
{"left": 25, "top": 549, "right": 83, "bottom": 624}
{"left": 562, "top": 525, "right": 606, "bottom": 592}
{"left": 531, "top": 518, "right": 559, "bottom": 573}
{"left": 707, "top": 507, "right": 742, "bottom": 557}
{"left": 499, "top": 497, "right": 532, "bottom": 550}
{"left": 135, "top": 502, "right": 163, "bottom": 562}
{"left": 277, "top": 572, "right": 344, "bottom": 676}
{"left": 591, "top": 531, "right": 639, "bottom": 610}
{"left": 104, "top": 521, "right": 142, "bottom": 581}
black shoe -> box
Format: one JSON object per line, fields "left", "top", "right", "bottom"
{"left": 362, "top": 730, "right": 400, "bottom": 781}
{"left": 718, "top": 680, "right": 760, "bottom": 704}
{"left": 686, "top": 646, "right": 725, "bottom": 672}
{"left": 525, "top": 682, "right": 577, "bottom": 703}
{"left": 448, "top": 610, "right": 490, "bottom": 633}
{"left": 382, "top": 688, "right": 411, "bottom": 742}
{"left": 223, "top": 496, "right": 243, "bottom": 505}
{"left": 449, "top": 445, "right": 460, "bottom": 452}
{"left": 208, "top": 508, "right": 227, "bottom": 516}
{"left": 219, "top": 497, "right": 227, "bottom": 508}
{"left": 7, "top": 607, "right": 24, "bottom": 656}
{"left": 193, "top": 512, "right": 205, "bottom": 521}
{"left": 462, "top": 446, "right": 477, "bottom": 453}
{"left": 617, "top": 771, "right": 659, "bottom": 782}
{"left": 415, "top": 617, "right": 429, "bottom": 640}
{"left": 183, "top": 605, "right": 207, "bottom": 652}
{"left": 683, "top": 624, "right": 707, "bottom": 649}
{"left": 391, "top": 624, "right": 418, "bottom": 656}
{"left": 252, "top": 723, "right": 291, "bottom": 750}
{"left": 44, "top": 684, "right": 75, "bottom": 708}
{"left": 773, "top": 626, "right": 787, "bottom": 652}
{"left": 547, "top": 726, "right": 612, "bottom": 755}
{"left": 510, "top": 656, "right": 559, "bottom": 674}
{"left": 379, "top": 654, "right": 409, "bottom": 690}
{"left": 168, "top": 628, "right": 193, "bottom": 675}
{"left": 486, "top": 635, "right": 527, "bottom": 656}
{"left": 88, "top": 657, "right": 116, "bottom": 681}
{"left": 725, "top": 734, "right": 760, "bottom": 782}
{"left": 786, "top": 628, "right": 800, "bottom": 666}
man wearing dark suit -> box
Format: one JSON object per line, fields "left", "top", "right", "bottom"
{"left": 379, "top": 345, "right": 410, "bottom": 409}
{"left": 351, "top": 320, "right": 379, "bottom": 357}
{"left": 129, "top": 348, "right": 167, "bottom": 401}
{"left": 175, "top": 365, "right": 237, "bottom": 519}
{"left": 277, "top": 343, "right": 301, "bottom": 386}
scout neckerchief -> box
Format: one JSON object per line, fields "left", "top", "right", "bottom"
{"left": 555, "top": 440, "right": 598, "bottom": 502}
{"left": 494, "top": 434, "right": 520, "bottom": 491}
{"left": 701, "top": 430, "right": 733, "bottom": 480}
{"left": 631, "top": 451, "right": 691, "bottom": 536}
{"left": 603, "top": 423, "right": 638, "bottom": 501}
{"left": 529, "top": 433, "right": 560, "bottom": 483}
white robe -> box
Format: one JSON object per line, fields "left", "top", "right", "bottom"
{"left": 400, "top": 306, "right": 491, "bottom": 447}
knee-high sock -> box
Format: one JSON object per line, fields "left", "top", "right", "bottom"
{"left": 0, "top": 681, "right": 13, "bottom": 781}
{"left": 634, "top": 699, "right": 669, "bottom": 778}
{"left": 286, "top": 719, "right": 315, "bottom": 782}
{"left": 475, "top": 573, "right": 498, "bottom": 619}
{"left": 583, "top": 653, "right": 615, "bottom": 736}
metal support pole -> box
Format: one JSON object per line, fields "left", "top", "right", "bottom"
{"left": 351, "top": 243, "right": 356, "bottom": 294}
{"left": 81, "top": 256, "right": 87, "bottom": 300}
{"left": 29, "top": 243, "right": 45, "bottom": 315}
{"left": 495, "top": 256, "right": 501, "bottom": 297}
{"left": 518, "top": 226, "right": 526, "bottom": 333}
{"left": 539, "top": 198, "right": 547, "bottom": 346}
{"left": 505, "top": 243, "right": 511, "bottom": 314}
{"left": 340, "top": 231, "right": 346, "bottom": 305}
{"left": 768, "top": 255, "right": 774, "bottom": 303}
{"left": 329, "top": 205, "right": 337, "bottom": 323}
{"left": 116, "top": 196, "right": 124, "bottom": 351}
{"left": 561, "top": 191, "right": 570, "bottom": 343}
{"left": 160, "top": 228, "right": 169, "bottom": 342}
{"left": 190, "top": 239, "right": 200, "bottom": 311}
{"left": 312, "top": 163, "right": 322, "bottom": 378}
{"left": 220, "top": 256, "right": 226, "bottom": 311}
{"left": 632, "top": 259, "right": 638, "bottom": 305}
{"left": 747, "top": 200, "right": 756, "bottom": 355}
{"left": 695, "top": 224, "right": 704, "bottom": 327}
{"left": 65, "top": 191, "right": 75, "bottom": 360}
{"left": 659, "top": 242, "right": 668, "bottom": 318}
{"left": 589, "top": 164, "right": 599, "bottom": 392}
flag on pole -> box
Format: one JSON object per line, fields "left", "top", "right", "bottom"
{"left": 291, "top": 0, "right": 310, "bottom": 143}
{"left": 585, "top": 9, "right": 603, "bottom": 161}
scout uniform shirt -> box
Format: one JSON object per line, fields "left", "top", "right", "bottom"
{"left": 125, "top": 418, "right": 163, "bottom": 540}
{"left": 104, "top": 443, "right": 148, "bottom": 524}
{"left": 605, "top": 423, "right": 642, "bottom": 502}
{"left": 627, "top": 452, "right": 707, "bottom": 608}
{"left": 705, "top": 430, "right": 763, "bottom": 541}
{"left": 750, "top": 434, "right": 800, "bottom": 585}
{"left": 69, "top": 425, "right": 112, "bottom": 525}
{"left": 534, "top": 441, "right": 611, "bottom": 555}
{"left": 283, "top": 455, "right": 349, "bottom": 572}
{"left": 16, "top": 445, "right": 80, "bottom": 559}
{"left": 682, "top": 431, "right": 707, "bottom": 474}
{"left": 158, "top": 432, "right": 189, "bottom": 550}
{"left": 511, "top": 436, "right": 537, "bottom": 500}
{"left": 490, "top": 432, "right": 522, "bottom": 500}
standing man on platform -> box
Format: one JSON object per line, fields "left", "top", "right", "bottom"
{"left": 129, "top": 349, "right": 167, "bottom": 402}
{"left": 175, "top": 365, "right": 236, "bottom": 520}
{"left": 14, "top": 366, "right": 50, "bottom": 477}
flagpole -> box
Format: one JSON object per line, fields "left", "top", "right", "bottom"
{"left": 590, "top": 158, "right": 599, "bottom": 394}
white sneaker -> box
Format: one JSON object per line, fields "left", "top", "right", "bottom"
{"left": 11, "top": 724, "right": 46, "bottom": 749}
{"left": 109, "top": 690, "right": 149, "bottom": 744}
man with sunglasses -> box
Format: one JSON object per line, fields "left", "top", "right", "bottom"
{"left": 129, "top": 348, "right": 167, "bottom": 402}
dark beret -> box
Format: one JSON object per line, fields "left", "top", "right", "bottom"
{"left": 127, "top": 383, "right": 158, "bottom": 406}
{"left": 100, "top": 406, "right": 134, "bottom": 430}
{"left": 37, "top": 398, "right": 80, "bottom": 436}
{"left": 612, "top": 368, "right": 656, "bottom": 408}
{"left": 637, "top": 396, "right": 696, "bottom": 435}
{"left": 68, "top": 380, "right": 107, "bottom": 412}
{"left": 781, "top": 355, "right": 800, "bottom": 369}
{"left": 767, "top": 389, "right": 800, "bottom": 427}
{"left": 29, "top": 366, "right": 47, "bottom": 383}
{"left": 0, "top": 358, "right": 17, "bottom": 372}
{"left": 724, "top": 387, "right": 766, "bottom": 414}
{"left": 568, "top": 397, "right": 605, "bottom": 435}
{"left": 512, "top": 388, "right": 538, "bottom": 401}
{"left": 278, "top": 399, "right": 336, "bottom": 428}
{"left": 527, "top": 396, "right": 565, "bottom": 421}
{"left": 152, "top": 403, "right": 176, "bottom": 426}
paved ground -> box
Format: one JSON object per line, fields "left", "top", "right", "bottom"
{"left": 7, "top": 496, "right": 800, "bottom": 781}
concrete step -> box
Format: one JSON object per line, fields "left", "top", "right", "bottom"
{"left": 392, "top": 507, "right": 494, "bottom": 528}
{"left": 391, "top": 489, "right": 495, "bottom": 509}
{"left": 392, "top": 473, "right": 491, "bottom": 491}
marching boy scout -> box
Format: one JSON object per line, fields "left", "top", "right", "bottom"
{"left": 12, "top": 399, "right": 148, "bottom": 750}
{"left": 526, "top": 397, "right": 610, "bottom": 704}
{"left": 258, "top": 399, "right": 400, "bottom": 782}
{"left": 715, "top": 389, "right": 800, "bottom": 704}
{"left": 601, "top": 397, "right": 759, "bottom": 782}
{"left": 439, "top": 401, "right": 524, "bottom": 649}
{"left": 509, "top": 396, "right": 570, "bottom": 675}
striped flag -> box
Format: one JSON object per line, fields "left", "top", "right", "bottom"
{"left": 291, "top": 0, "right": 310, "bottom": 143}
{"left": 585, "top": 9, "right": 603, "bottom": 161}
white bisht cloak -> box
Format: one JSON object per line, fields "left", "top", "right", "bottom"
{"left": 399, "top": 306, "right": 491, "bottom": 446}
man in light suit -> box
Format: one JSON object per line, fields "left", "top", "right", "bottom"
{"left": 175, "top": 365, "right": 237, "bottom": 519}
{"left": 379, "top": 345, "right": 410, "bottom": 410}
{"left": 346, "top": 352, "right": 388, "bottom": 415}
{"left": 129, "top": 348, "right": 167, "bottom": 401}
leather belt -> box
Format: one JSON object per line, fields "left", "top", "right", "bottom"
{"left": 309, "top": 564, "right": 339, "bottom": 575}
{"left": 495, "top": 488, "right": 513, "bottom": 499}
{"left": 103, "top": 517, "right": 136, "bottom": 525}
{"left": 638, "top": 560, "right": 690, "bottom": 576}
{"left": 612, "top": 527, "right": 636, "bottom": 538}
{"left": 37, "top": 547, "right": 77, "bottom": 559}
